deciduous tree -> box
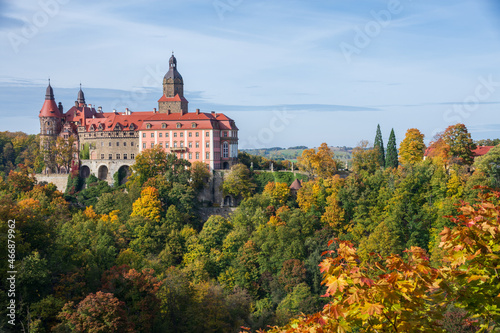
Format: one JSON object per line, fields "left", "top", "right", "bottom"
{"left": 399, "top": 128, "right": 426, "bottom": 165}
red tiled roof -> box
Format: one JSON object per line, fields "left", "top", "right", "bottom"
{"left": 39, "top": 99, "right": 63, "bottom": 118}
{"left": 424, "top": 146, "right": 494, "bottom": 158}
{"left": 157, "top": 94, "right": 189, "bottom": 103}
{"left": 473, "top": 146, "right": 494, "bottom": 157}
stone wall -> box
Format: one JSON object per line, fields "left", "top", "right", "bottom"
{"left": 197, "top": 170, "right": 232, "bottom": 206}
{"left": 35, "top": 174, "right": 69, "bottom": 192}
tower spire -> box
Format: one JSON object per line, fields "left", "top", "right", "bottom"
{"left": 45, "top": 78, "right": 54, "bottom": 100}
{"left": 77, "top": 83, "right": 85, "bottom": 105}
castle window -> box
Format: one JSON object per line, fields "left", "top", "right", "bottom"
{"left": 124, "top": 154, "right": 127, "bottom": 160}
{"left": 109, "top": 142, "right": 112, "bottom": 146}
{"left": 151, "top": 143, "right": 154, "bottom": 148}
{"left": 146, "top": 123, "right": 151, "bottom": 129}
{"left": 174, "top": 133, "right": 177, "bottom": 137}
{"left": 206, "top": 152, "right": 210, "bottom": 159}
{"left": 174, "top": 142, "right": 177, "bottom": 148}
{"left": 224, "top": 132, "right": 227, "bottom": 137}
{"left": 180, "top": 132, "right": 184, "bottom": 137}
{"left": 116, "top": 142, "right": 119, "bottom": 147}
{"left": 180, "top": 153, "right": 184, "bottom": 159}
{"left": 196, "top": 152, "right": 199, "bottom": 159}
{"left": 206, "top": 132, "right": 210, "bottom": 137}
{"left": 196, "top": 132, "right": 199, "bottom": 137}
{"left": 101, "top": 142, "right": 104, "bottom": 146}
{"left": 166, "top": 133, "right": 169, "bottom": 137}
{"left": 131, "top": 154, "right": 135, "bottom": 159}
{"left": 162, "top": 123, "right": 167, "bottom": 129}
{"left": 189, "top": 132, "right": 192, "bottom": 137}
{"left": 223, "top": 142, "right": 228, "bottom": 158}
{"left": 151, "top": 133, "right": 154, "bottom": 138}
{"left": 206, "top": 142, "right": 210, "bottom": 148}
{"left": 124, "top": 142, "right": 127, "bottom": 146}
{"left": 176, "top": 123, "right": 181, "bottom": 128}
{"left": 159, "top": 133, "right": 163, "bottom": 138}
{"left": 143, "top": 143, "right": 146, "bottom": 148}
{"left": 101, "top": 154, "right": 104, "bottom": 159}
{"left": 166, "top": 142, "right": 169, "bottom": 148}
{"left": 142, "top": 133, "right": 146, "bottom": 138}
{"left": 109, "top": 154, "right": 112, "bottom": 160}
{"left": 189, "top": 153, "right": 192, "bottom": 159}
{"left": 131, "top": 142, "right": 134, "bottom": 146}
{"left": 180, "top": 141, "right": 184, "bottom": 148}
{"left": 196, "top": 142, "right": 199, "bottom": 148}
{"left": 188, "top": 142, "right": 192, "bottom": 148}
{"left": 116, "top": 154, "right": 120, "bottom": 159}
{"left": 191, "top": 123, "right": 197, "bottom": 128}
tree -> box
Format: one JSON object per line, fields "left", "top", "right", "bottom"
{"left": 190, "top": 161, "right": 211, "bottom": 191}
{"left": 474, "top": 144, "right": 500, "bottom": 188}
{"left": 222, "top": 163, "right": 256, "bottom": 200}
{"left": 54, "top": 135, "right": 78, "bottom": 173}
{"left": 429, "top": 124, "right": 476, "bottom": 166}
{"left": 399, "top": 128, "right": 426, "bottom": 165}
{"left": 442, "top": 124, "right": 476, "bottom": 165}
{"left": 263, "top": 182, "right": 290, "bottom": 207}
{"left": 374, "top": 124, "right": 385, "bottom": 167}
{"left": 130, "top": 146, "right": 190, "bottom": 185}
{"left": 131, "top": 186, "right": 162, "bottom": 223}
{"left": 351, "top": 140, "right": 380, "bottom": 174}
{"left": 297, "top": 143, "right": 341, "bottom": 178}
{"left": 385, "top": 128, "right": 398, "bottom": 169}
{"left": 59, "top": 291, "right": 132, "bottom": 332}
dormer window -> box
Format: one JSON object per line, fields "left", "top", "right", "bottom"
{"left": 146, "top": 123, "right": 152, "bottom": 129}
{"left": 90, "top": 124, "right": 95, "bottom": 131}
{"left": 130, "top": 124, "right": 135, "bottom": 130}
{"left": 114, "top": 123, "right": 121, "bottom": 131}
{"left": 191, "top": 122, "right": 197, "bottom": 128}
{"left": 176, "top": 123, "right": 181, "bottom": 128}
{"left": 162, "top": 123, "right": 167, "bottom": 129}
{"left": 98, "top": 123, "right": 104, "bottom": 131}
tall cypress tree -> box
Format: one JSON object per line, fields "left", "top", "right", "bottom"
{"left": 374, "top": 124, "right": 385, "bottom": 167}
{"left": 386, "top": 128, "right": 398, "bottom": 169}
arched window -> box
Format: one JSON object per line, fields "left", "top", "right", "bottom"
{"left": 223, "top": 142, "right": 229, "bottom": 158}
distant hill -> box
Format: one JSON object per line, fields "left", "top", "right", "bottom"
{"left": 241, "top": 146, "right": 353, "bottom": 165}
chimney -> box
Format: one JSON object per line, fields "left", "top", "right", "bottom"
{"left": 97, "top": 106, "right": 102, "bottom": 113}
{"left": 88, "top": 104, "right": 92, "bottom": 108}
{"left": 153, "top": 108, "right": 157, "bottom": 113}
{"left": 196, "top": 108, "right": 200, "bottom": 115}
{"left": 167, "top": 109, "right": 171, "bottom": 115}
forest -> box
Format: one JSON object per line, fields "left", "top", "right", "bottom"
{"left": 0, "top": 123, "right": 500, "bottom": 332}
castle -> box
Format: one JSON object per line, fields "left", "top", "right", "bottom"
{"left": 39, "top": 54, "right": 239, "bottom": 183}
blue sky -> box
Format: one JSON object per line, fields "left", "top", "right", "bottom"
{"left": 1, "top": 0, "right": 500, "bottom": 148}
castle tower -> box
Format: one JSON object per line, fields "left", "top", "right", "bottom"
{"left": 77, "top": 84, "right": 85, "bottom": 106}
{"left": 158, "top": 53, "right": 188, "bottom": 114}
{"left": 39, "top": 80, "right": 64, "bottom": 170}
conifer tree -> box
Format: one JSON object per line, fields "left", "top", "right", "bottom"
{"left": 386, "top": 128, "right": 398, "bottom": 169}
{"left": 374, "top": 124, "right": 385, "bottom": 167}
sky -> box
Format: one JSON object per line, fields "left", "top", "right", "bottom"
{"left": 1, "top": 0, "right": 500, "bottom": 149}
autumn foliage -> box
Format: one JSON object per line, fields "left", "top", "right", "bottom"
{"left": 264, "top": 188, "right": 500, "bottom": 332}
